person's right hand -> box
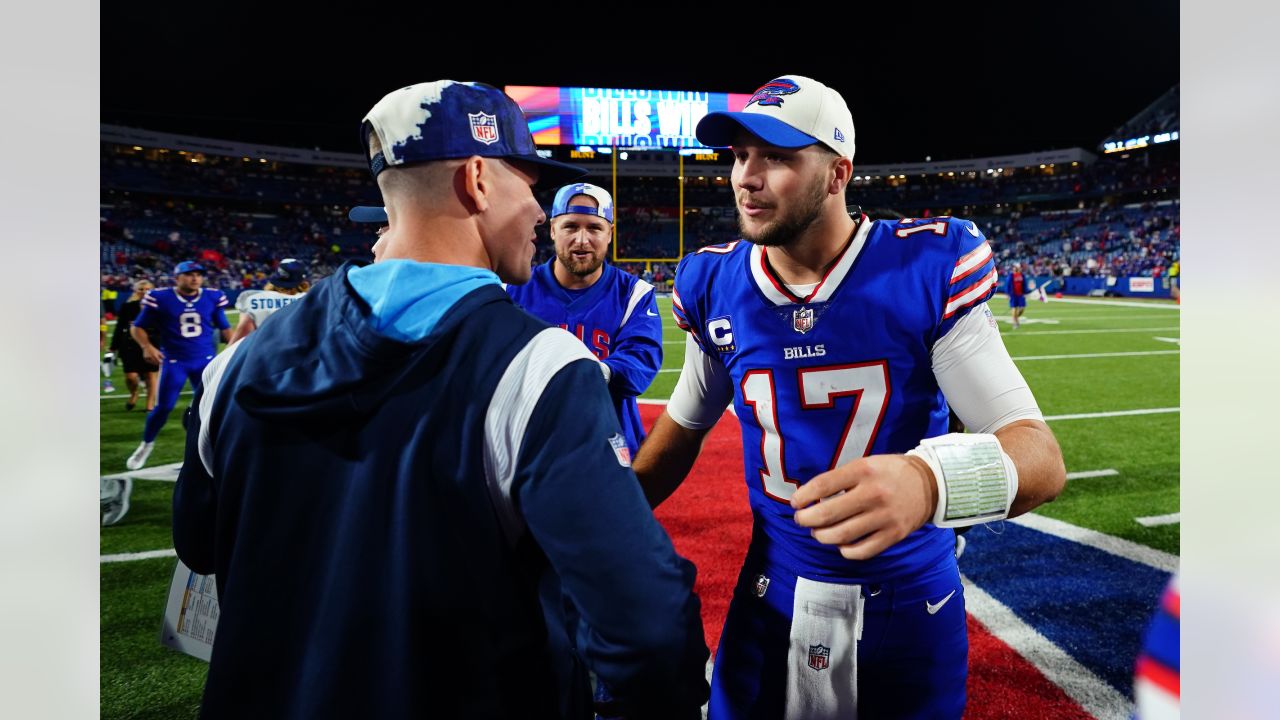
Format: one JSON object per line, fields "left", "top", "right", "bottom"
{"left": 142, "top": 345, "right": 165, "bottom": 365}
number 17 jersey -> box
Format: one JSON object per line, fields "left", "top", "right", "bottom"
{"left": 671, "top": 215, "right": 998, "bottom": 583}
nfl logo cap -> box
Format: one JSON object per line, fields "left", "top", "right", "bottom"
{"left": 173, "top": 260, "right": 205, "bottom": 274}
{"left": 270, "top": 258, "right": 308, "bottom": 289}
{"left": 696, "top": 75, "right": 855, "bottom": 160}
{"left": 550, "top": 183, "right": 614, "bottom": 223}
{"left": 361, "top": 81, "right": 586, "bottom": 188}
{"left": 348, "top": 206, "right": 388, "bottom": 224}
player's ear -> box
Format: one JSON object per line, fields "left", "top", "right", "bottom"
{"left": 830, "top": 156, "right": 853, "bottom": 195}
{"left": 460, "top": 156, "right": 488, "bottom": 214}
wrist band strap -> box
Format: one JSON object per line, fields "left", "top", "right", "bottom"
{"left": 907, "top": 433, "right": 1018, "bottom": 528}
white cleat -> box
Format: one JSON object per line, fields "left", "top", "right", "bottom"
{"left": 954, "top": 532, "right": 968, "bottom": 560}
{"left": 125, "top": 441, "right": 155, "bottom": 471}
{"left": 101, "top": 477, "right": 133, "bottom": 526}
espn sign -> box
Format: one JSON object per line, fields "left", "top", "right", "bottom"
{"left": 1128, "top": 278, "right": 1155, "bottom": 293}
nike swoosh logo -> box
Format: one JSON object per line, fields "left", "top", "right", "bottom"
{"left": 646, "top": 309, "right": 659, "bottom": 316}
{"left": 926, "top": 589, "right": 957, "bottom": 615}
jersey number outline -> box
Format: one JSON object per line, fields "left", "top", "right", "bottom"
{"left": 178, "top": 311, "right": 203, "bottom": 338}
{"left": 740, "top": 361, "right": 891, "bottom": 503}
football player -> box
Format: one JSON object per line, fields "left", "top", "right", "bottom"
{"left": 125, "top": 261, "right": 231, "bottom": 470}
{"left": 1007, "top": 262, "right": 1028, "bottom": 328}
{"left": 633, "top": 75, "right": 1067, "bottom": 719}
{"left": 506, "top": 182, "right": 662, "bottom": 457}
{"left": 228, "top": 258, "right": 310, "bottom": 343}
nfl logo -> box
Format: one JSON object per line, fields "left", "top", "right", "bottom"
{"left": 754, "top": 574, "right": 770, "bottom": 598}
{"left": 808, "top": 644, "right": 830, "bottom": 671}
{"left": 608, "top": 433, "right": 631, "bottom": 467}
{"left": 793, "top": 307, "right": 815, "bottom": 334}
{"left": 469, "top": 112, "right": 500, "bottom": 145}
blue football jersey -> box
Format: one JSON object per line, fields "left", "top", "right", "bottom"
{"left": 672, "top": 215, "right": 998, "bottom": 582}
{"left": 134, "top": 287, "right": 231, "bottom": 362}
{"left": 508, "top": 260, "right": 663, "bottom": 455}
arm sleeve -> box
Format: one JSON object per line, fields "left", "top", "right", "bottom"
{"left": 666, "top": 335, "right": 734, "bottom": 430}
{"left": 212, "top": 292, "right": 231, "bottom": 330}
{"left": 932, "top": 302, "right": 1044, "bottom": 434}
{"left": 513, "top": 360, "right": 709, "bottom": 715}
{"left": 937, "top": 220, "right": 999, "bottom": 338}
{"left": 601, "top": 288, "right": 663, "bottom": 397}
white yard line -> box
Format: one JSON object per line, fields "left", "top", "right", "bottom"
{"left": 1135, "top": 513, "right": 1181, "bottom": 528}
{"left": 1001, "top": 326, "right": 1179, "bottom": 336}
{"left": 1065, "top": 469, "right": 1120, "bottom": 480}
{"left": 1044, "top": 407, "right": 1179, "bottom": 421}
{"left": 1011, "top": 350, "right": 1179, "bottom": 361}
{"left": 1010, "top": 513, "right": 1179, "bottom": 573}
{"left": 962, "top": 577, "right": 1134, "bottom": 720}
{"left": 1036, "top": 297, "right": 1179, "bottom": 310}
{"left": 1152, "top": 337, "right": 1181, "bottom": 345}
{"left": 101, "top": 390, "right": 194, "bottom": 401}
{"left": 100, "top": 548, "right": 176, "bottom": 564}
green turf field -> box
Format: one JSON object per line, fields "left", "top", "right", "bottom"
{"left": 99, "top": 295, "right": 1180, "bottom": 717}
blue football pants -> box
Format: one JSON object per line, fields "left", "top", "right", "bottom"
{"left": 142, "top": 356, "right": 211, "bottom": 442}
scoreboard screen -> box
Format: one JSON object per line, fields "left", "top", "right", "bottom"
{"left": 506, "top": 85, "right": 752, "bottom": 148}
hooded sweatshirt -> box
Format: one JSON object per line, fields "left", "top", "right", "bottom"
{"left": 173, "top": 260, "right": 708, "bottom": 719}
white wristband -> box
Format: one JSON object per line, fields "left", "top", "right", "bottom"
{"left": 907, "top": 433, "right": 1018, "bottom": 528}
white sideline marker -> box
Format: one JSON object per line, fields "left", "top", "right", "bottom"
{"left": 1065, "top": 469, "right": 1119, "bottom": 480}
{"left": 101, "top": 549, "right": 176, "bottom": 564}
{"left": 1012, "top": 350, "right": 1179, "bottom": 361}
{"left": 962, "top": 577, "right": 1133, "bottom": 720}
{"left": 101, "top": 461, "right": 184, "bottom": 483}
{"left": 1135, "top": 512, "right": 1181, "bottom": 527}
{"left": 1011, "top": 513, "right": 1179, "bottom": 573}
{"left": 1044, "top": 407, "right": 1179, "bottom": 421}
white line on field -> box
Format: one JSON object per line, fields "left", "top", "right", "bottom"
{"left": 962, "top": 577, "right": 1134, "bottom": 720}
{"left": 1065, "top": 469, "right": 1119, "bottom": 480}
{"left": 1152, "top": 337, "right": 1180, "bottom": 345}
{"left": 1043, "top": 407, "right": 1179, "bottom": 421}
{"left": 101, "top": 548, "right": 176, "bottom": 564}
{"left": 1010, "top": 513, "right": 1179, "bottom": 573}
{"left": 1135, "top": 512, "right": 1181, "bottom": 527}
{"left": 1011, "top": 350, "right": 1179, "bottom": 361}
{"left": 1039, "top": 297, "right": 1180, "bottom": 310}
{"left": 101, "top": 462, "right": 184, "bottom": 483}
{"left": 101, "top": 390, "right": 194, "bottom": 401}
{"left": 1001, "top": 326, "right": 1179, "bottom": 336}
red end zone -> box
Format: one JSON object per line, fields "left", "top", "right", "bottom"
{"left": 640, "top": 403, "right": 1095, "bottom": 719}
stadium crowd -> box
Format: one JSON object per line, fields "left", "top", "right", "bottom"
{"left": 100, "top": 141, "right": 1178, "bottom": 308}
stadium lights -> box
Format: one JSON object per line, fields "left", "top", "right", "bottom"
{"left": 1039, "top": 164, "right": 1046, "bottom": 169}
{"left": 577, "top": 145, "right": 594, "bottom": 153}
{"left": 132, "top": 146, "right": 143, "bottom": 151}
{"left": 595, "top": 147, "right": 613, "bottom": 154}
{"left": 619, "top": 151, "right": 629, "bottom": 160}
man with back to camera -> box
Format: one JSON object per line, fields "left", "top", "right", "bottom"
{"left": 228, "top": 258, "right": 310, "bottom": 343}
{"left": 507, "top": 182, "right": 663, "bottom": 459}
{"left": 632, "top": 74, "right": 1067, "bottom": 719}
{"left": 172, "top": 80, "right": 709, "bottom": 720}
{"left": 125, "top": 260, "right": 230, "bottom": 470}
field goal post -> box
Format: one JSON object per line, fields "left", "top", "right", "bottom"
{"left": 609, "top": 144, "right": 686, "bottom": 272}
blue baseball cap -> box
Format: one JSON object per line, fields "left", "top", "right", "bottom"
{"left": 696, "top": 75, "right": 855, "bottom": 160}
{"left": 270, "top": 258, "right": 308, "bottom": 289}
{"left": 551, "top": 183, "right": 614, "bottom": 223}
{"left": 174, "top": 261, "right": 205, "bottom": 275}
{"left": 361, "top": 81, "right": 585, "bottom": 188}
{"left": 348, "top": 206, "right": 388, "bottom": 224}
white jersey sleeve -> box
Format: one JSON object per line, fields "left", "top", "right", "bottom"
{"left": 932, "top": 302, "right": 1044, "bottom": 434}
{"left": 666, "top": 335, "right": 735, "bottom": 430}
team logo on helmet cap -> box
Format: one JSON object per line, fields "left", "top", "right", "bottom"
{"left": 748, "top": 78, "right": 802, "bottom": 108}
{"left": 469, "top": 112, "right": 500, "bottom": 145}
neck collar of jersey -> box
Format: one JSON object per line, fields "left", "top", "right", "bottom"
{"left": 749, "top": 214, "right": 871, "bottom": 305}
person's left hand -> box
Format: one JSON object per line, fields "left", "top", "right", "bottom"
{"left": 791, "top": 454, "right": 938, "bottom": 561}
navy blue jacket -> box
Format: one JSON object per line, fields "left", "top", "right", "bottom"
{"left": 173, "top": 261, "right": 708, "bottom": 719}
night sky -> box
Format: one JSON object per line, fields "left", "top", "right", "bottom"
{"left": 101, "top": 4, "right": 1178, "bottom": 164}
